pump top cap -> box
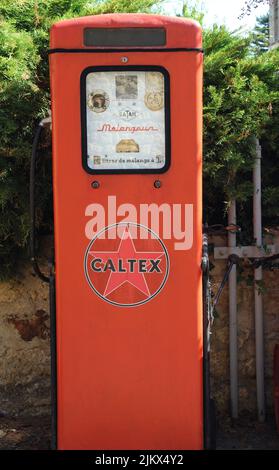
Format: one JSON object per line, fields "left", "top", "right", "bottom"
{"left": 50, "top": 14, "right": 202, "bottom": 51}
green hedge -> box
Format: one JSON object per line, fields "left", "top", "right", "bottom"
{"left": 0, "top": 1, "right": 279, "bottom": 277}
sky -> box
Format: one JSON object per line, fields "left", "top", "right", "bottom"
{"left": 163, "top": 0, "right": 269, "bottom": 31}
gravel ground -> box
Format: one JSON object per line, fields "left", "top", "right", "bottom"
{"left": 216, "top": 414, "right": 279, "bottom": 450}
{"left": 0, "top": 415, "right": 51, "bottom": 450}
{"left": 0, "top": 413, "right": 278, "bottom": 450}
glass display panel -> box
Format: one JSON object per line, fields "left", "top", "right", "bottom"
{"left": 83, "top": 69, "right": 169, "bottom": 172}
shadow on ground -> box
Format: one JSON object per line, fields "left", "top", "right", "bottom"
{"left": 216, "top": 413, "right": 279, "bottom": 450}
{"left": 0, "top": 415, "right": 51, "bottom": 450}
{"left": 0, "top": 413, "right": 278, "bottom": 450}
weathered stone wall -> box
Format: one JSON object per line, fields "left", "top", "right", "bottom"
{"left": 0, "top": 233, "right": 278, "bottom": 418}
{"left": 0, "top": 267, "right": 50, "bottom": 416}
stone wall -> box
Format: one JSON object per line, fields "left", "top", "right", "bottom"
{"left": 0, "top": 233, "right": 279, "bottom": 418}
{"left": 0, "top": 267, "right": 50, "bottom": 416}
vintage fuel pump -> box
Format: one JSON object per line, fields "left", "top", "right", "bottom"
{"left": 30, "top": 14, "right": 214, "bottom": 450}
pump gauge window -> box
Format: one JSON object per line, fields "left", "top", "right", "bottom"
{"left": 81, "top": 66, "right": 170, "bottom": 174}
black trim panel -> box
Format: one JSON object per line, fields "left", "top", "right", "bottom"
{"left": 84, "top": 28, "right": 167, "bottom": 47}
{"left": 49, "top": 47, "right": 203, "bottom": 54}
{"left": 49, "top": 272, "right": 57, "bottom": 450}
{"left": 80, "top": 65, "right": 171, "bottom": 175}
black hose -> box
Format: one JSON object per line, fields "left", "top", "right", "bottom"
{"left": 30, "top": 123, "right": 50, "bottom": 283}
{"left": 30, "top": 120, "right": 57, "bottom": 447}
{"left": 202, "top": 233, "right": 216, "bottom": 449}
{"left": 253, "top": 253, "right": 279, "bottom": 269}
{"left": 212, "top": 254, "right": 239, "bottom": 310}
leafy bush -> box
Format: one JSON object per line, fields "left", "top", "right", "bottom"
{"left": 0, "top": 1, "right": 278, "bottom": 277}
{"left": 202, "top": 23, "right": 279, "bottom": 226}
{"left": 0, "top": 0, "right": 162, "bottom": 277}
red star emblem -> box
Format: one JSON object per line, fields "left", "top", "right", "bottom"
{"left": 89, "top": 226, "right": 165, "bottom": 299}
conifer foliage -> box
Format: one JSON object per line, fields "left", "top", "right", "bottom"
{"left": 0, "top": 1, "right": 278, "bottom": 277}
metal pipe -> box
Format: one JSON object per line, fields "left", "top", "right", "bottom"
{"left": 253, "top": 138, "right": 265, "bottom": 422}
{"left": 228, "top": 200, "right": 238, "bottom": 418}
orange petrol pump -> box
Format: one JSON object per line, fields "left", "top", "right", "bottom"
{"left": 47, "top": 13, "right": 206, "bottom": 450}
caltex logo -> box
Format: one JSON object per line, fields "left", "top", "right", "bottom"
{"left": 84, "top": 223, "right": 170, "bottom": 307}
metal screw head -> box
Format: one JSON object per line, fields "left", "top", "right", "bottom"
{"left": 121, "top": 56, "right": 128, "bottom": 63}
{"left": 91, "top": 181, "right": 100, "bottom": 189}
{"left": 154, "top": 180, "right": 162, "bottom": 189}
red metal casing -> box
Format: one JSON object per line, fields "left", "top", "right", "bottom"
{"left": 49, "top": 14, "right": 203, "bottom": 450}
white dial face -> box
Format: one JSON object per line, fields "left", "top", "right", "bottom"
{"left": 85, "top": 70, "right": 167, "bottom": 171}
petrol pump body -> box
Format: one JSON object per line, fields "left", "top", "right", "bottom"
{"left": 49, "top": 14, "right": 203, "bottom": 450}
